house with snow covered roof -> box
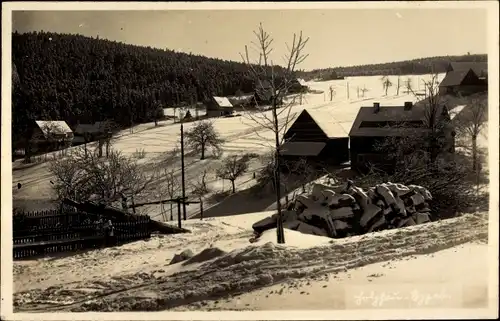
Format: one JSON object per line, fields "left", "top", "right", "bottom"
{"left": 205, "top": 96, "right": 234, "bottom": 118}
{"left": 349, "top": 102, "right": 455, "bottom": 174}
{"left": 280, "top": 109, "right": 350, "bottom": 166}
{"left": 439, "top": 61, "right": 488, "bottom": 96}
{"left": 30, "top": 120, "right": 74, "bottom": 153}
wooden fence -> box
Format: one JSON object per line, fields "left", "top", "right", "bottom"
{"left": 13, "top": 209, "right": 151, "bottom": 259}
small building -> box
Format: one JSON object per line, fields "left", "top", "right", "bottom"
{"left": 287, "top": 79, "right": 309, "bottom": 94}
{"left": 439, "top": 68, "right": 487, "bottom": 96}
{"left": 349, "top": 102, "right": 454, "bottom": 174}
{"left": 205, "top": 96, "right": 234, "bottom": 118}
{"left": 280, "top": 109, "right": 350, "bottom": 167}
{"left": 73, "top": 121, "right": 113, "bottom": 144}
{"left": 31, "top": 120, "right": 74, "bottom": 153}
{"left": 251, "top": 79, "right": 283, "bottom": 107}
{"left": 446, "top": 62, "right": 488, "bottom": 80}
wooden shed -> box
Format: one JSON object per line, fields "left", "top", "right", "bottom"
{"left": 280, "top": 109, "right": 350, "bottom": 167}
{"left": 205, "top": 96, "right": 234, "bottom": 118}
{"left": 439, "top": 68, "right": 487, "bottom": 96}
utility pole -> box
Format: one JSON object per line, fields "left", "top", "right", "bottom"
{"left": 180, "top": 111, "right": 187, "bottom": 220}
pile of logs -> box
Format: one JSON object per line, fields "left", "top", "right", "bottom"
{"left": 252, "top": 181, "right": 433, "bottom": 239}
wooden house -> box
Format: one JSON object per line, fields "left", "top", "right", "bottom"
{"left": 280, "top": 109, "right": 350, "bottom": 167}
{"left": 31, "top": 120, "right": 74, "bottom": 153}
{"left": 73, "top": 121, "right": 113, "bottom": 144}
{"left": 251, "top": 79, "right": 283, "bottom": 107}
{"left": 205, "top": 96, "right": 234, "bottom": 118}
{"left": 349, "top": 102, "right": 455, "bottom": 174}
{"left": 446, "top": 62, "right": 488, "bottom": 80}
{"left": 439, "top": 68, "right": 487, "bottom": 96}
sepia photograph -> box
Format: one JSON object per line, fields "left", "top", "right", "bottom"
{"left": 1, "top": 1, "right": 498, "bottom": 319}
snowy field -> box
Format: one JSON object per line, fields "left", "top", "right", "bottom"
{"left": 10, "top": 73, "right": 494, "bottom": 313}
{"left": 12, "top": 73, "right": 453, "bottom": 218}
{"left": 13, "top": 211, "right": 489, "bottom": 312}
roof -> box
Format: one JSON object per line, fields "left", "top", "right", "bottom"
{"left": 349, "top": 104, "right": 446, "bottom": 137}
{"left": 74, "top": 121, "right": 113, "bottom": 134}
{"left": 449, "top": 62, "right": 488, "bottom": 77}
{"left": 280, "top": 141, "right": 326, "bottom": 156}
{"left": 74, "top": 123, "right": 100, "bottom": 134}
{"left": 213, "top": 96, "right": 233, "bottom": 108}
{"left": 439, "top": 69, "right": 473, "bottom": 87}
{"left": 35, "top": 120, "right": 72, "bottom": 138}
{"left": 303, "top": 109, "right": 350, "bottom": 138}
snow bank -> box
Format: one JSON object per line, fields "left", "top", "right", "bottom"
{"left": 14, "top": 212, "right": 488, "bottom": 312}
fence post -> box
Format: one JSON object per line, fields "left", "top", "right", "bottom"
{"left": 177, "top": 200, "right": 182, "bottom": 229}
{"left": 200, "top": 199, "right": 203, "bottom": 220}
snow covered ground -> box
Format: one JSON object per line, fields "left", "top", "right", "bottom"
{"left": 13, "top": 211, "right": 490, "bottom": 312}
{"left": 10, "top": 73, "right": 494, "bottom": 314}
{"left": 12, "top": 73, "right": 450, "bottom": 217}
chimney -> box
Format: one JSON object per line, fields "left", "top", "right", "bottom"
{"left": 373, "top": 102, "right": 380, "bottom": 113}
{"left": 404, "top": 101, "right": 413, "bottom": 111}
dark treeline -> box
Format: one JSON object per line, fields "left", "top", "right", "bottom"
{"left": 12, "top": 31, "right": 286, "bottom": 147}
{"left": 299, "top": 54, "right": 487, "bottom": 81}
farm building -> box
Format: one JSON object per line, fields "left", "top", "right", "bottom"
{"left": 439, "top": 68, "right": 487, "bottom": 96}
{"left": 251, "top": 79, "right": 283, "bottom": 107}
{"left": 446, "top": 62, "right": 488, "bottom": 80}
{"left": 280, "top": 109, "right": 350, "bottom": 168}
{"left": 205, "top": 96, "right": 234, "bottom": 118}
{"left": 30, "top": 120, "right": 74, "bottom": 153}
{"left": 287, "top": 78, "right": 309, "bottom": 94}
{"left": 73, "top": 121, "right": 113, "bottom": 144}
{"left": 349, "top": 102, "right": 455, "bottom": 174}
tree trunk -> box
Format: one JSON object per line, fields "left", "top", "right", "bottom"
{"left": 472, "top": 135, "right": 478, "bottom": 171}
{"left": 170, "top": 203, "right": 174, "bottom": 220}
{"left": 98, "top": 139, "right": 103, "bottom": 157}
{"left": 201, "top": 143, "right": 205, "bottom": 160}
{"left": 24, "top": 140, "right": 32, "bottom": 163}
{"left": 231, "top": 180, "right": 236, "bottom": 194}
{"left": 272, "top": 98, "right": 285, "bottom": 244}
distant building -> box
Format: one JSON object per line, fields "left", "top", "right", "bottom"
{"left": 446, "top": 62, "right": 488, "bottom": 80}
{"left": 251, "top": 79, "right": 283, "bottom": 107}
{"left": 205, "top": 96, "right": 234, "bottom": 118}
{"left": 31, "top": 120, "right": 74, "bottom": 152}
{"left": 73, "top": 121, "right": 113, "bottom": 144}
{"left": 280, "top": 109, "right": 350, "bottom": 167}
{"left": 287, "top": 79, "right": 309, "bottom": 94}
{"left": 439, "top": 68, "right": 487, "bottom": 96}
{"left": 349, "top": 102, "right": 455, "bottom": 174}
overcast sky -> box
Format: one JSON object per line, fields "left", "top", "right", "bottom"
{"left": 12, "top": 9, "right": 488, "bottom": 70}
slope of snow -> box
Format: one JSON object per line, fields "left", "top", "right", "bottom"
{"left": 12, "top": 73, "right": 445, "bottom": 216}
{"left": 13, "top": 211, "right": 488, "bottom": 312}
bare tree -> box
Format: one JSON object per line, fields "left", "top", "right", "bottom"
{"left": 151, "top": 103, "right": 165, "bottom": 127}
{"left": 48, "top": 147, "right": 156, "bottom": 206}
{"left": 216, "top": 155, "right": 250, "bottom": 194}
{"left": 396, "top": 76, "right": 401, "bottom": 96}
{"left": 360, "top": 86, "right": 369, "bottom": 98}
{"left": 163, "top": 168, "right": 180, "bottom": 220}
{"left": 405, "top": 77, "right": 413, "bottom": 94}
{"left": 381, "top": 76, "right": 393, "bottom": 96}
{"left": 184, "top": 120, "right": 224, "bottom": 160}
{"left": 240, "top": 23, "right": 309, "bottom": 244}
{"left": 329, "top": 85, "right": 336, "bottom": 101}
{"left": 454, "top": 95, "right": 488, "bottom": 171}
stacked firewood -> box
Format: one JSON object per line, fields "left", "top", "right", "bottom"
{"left": 252, "top": 181, "right": 433, "bottom": 239}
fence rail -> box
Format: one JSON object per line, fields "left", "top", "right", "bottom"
{"left": 13, "top": 209, "right": 151, "bottom": 259}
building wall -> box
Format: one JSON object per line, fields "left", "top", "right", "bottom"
{"left": 349, "top": 136, "right": 393, "bottom": 173}
{"left": 319, "top": 138, "right": 350, "bottom": 165}
{"left": 283, "top": 113, "right": 328, "bottom": 142}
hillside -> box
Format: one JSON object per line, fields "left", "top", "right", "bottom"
{"left": 11, "top": 31, "right": 284, "bottom": 148}
{"left": 299, "top": 54, "right": 488, "bottom": 81}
